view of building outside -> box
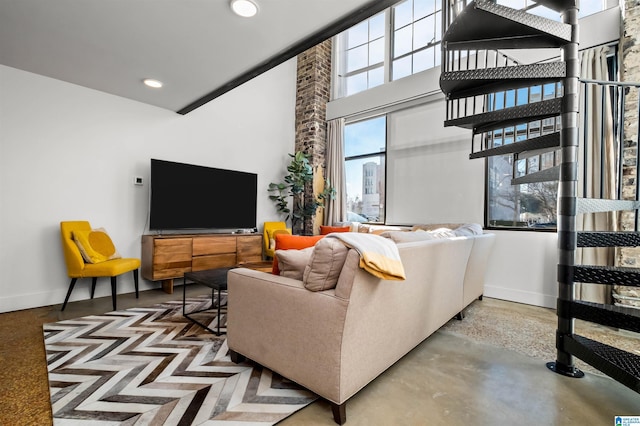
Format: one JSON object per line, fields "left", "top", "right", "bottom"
{"left": 344, "top": 117, "right": 386, "bottom": 223}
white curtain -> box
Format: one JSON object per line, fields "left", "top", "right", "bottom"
{"left": 575, "top": 46, "right": 617, "bottom": 304}
{"left": 324, "top": 118, "right": 346, "bottom": 225}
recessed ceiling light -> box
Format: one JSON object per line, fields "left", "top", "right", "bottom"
{"left": 230, "top": 0, "right": 258, "bottom": 17}
{"left": 143, "top": 78, "right": 163, "bottom": 88}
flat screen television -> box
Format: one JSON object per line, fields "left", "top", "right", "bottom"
{"left": 149, "top": 159, "right": 257, "bottom": 231}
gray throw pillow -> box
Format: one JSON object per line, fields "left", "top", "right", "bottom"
{"left": 303, "top": 237, "right": 349, "bottom": 291}
{"left": 276, "top": 246, "right": 314, "bottom": 280}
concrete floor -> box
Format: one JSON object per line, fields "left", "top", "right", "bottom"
{"left": 2, "top": 285, "right": 639, "bottom": 425}
{"left": 283, "top": 332, "right": 640, "bottom": 425}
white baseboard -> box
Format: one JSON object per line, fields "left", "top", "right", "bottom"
{"left": 0, "top": 280, "right": 157, "bottom": 313}
{"left": 484, "top": 285, "right": 557, "bottom": 309}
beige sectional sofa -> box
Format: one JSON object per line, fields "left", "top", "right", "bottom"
{"left": 226, "top": 228, "right": 495, "bottom": 424}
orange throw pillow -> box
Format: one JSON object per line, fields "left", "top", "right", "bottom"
{"left": 272, "top": 234, "right": 324, "bottom": 275}
{"left": 320, "top": 225, "right": 351, "bottom": 235}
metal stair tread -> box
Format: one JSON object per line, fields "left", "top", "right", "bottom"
{"left": 511, "top": 165, "right": 559, "bottom": 185}
{"left": 470, "top": 132, "right": 560, "bottom": 159}
{"left": 442, "top": 0, "right": 571, "bottom": 51}
{"left": 441, "top": 62, "right": 566, "bottom": 100}
{"left": 530, "top": 0, "right": 578, "bottom": 12}
{"left": 573, "top": 265, "right": 640, "bottom": 287}
{"left": 564, "top": 334, "right": 640, "bottom": 393}
{"left": 445, "top": 98, "right": 561, "bottom": 132}
{"left": 577, "top": 231, "right": 640, "bottom": 247}
{"left": 577, "top": 198, "right": 640, "bottom": 214}
{"left": 561, "top": 299, "right": 640, "bottom": 334}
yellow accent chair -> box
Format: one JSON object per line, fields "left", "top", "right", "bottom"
{"left": 263, "top": 221, "right": 292, "bottom": 259}
{"left": 60, "top": 221, "right": 140, "bottom": 311}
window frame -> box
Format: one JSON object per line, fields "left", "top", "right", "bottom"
{"left": 344, "top": 115, "right": 388, "bottom": 224}
{"left": 333, "top": 0, "right": 445, "bottom": 99}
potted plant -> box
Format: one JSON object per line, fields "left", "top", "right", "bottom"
{"left": 268, "top": 151, "right": 335, "bottom": 235}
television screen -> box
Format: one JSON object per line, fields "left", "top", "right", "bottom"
{"left": 149, "top": 159, "right": 257, "bottom": 230}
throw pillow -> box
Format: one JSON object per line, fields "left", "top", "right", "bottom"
{"left": 453, "top": 223, "right": 483, "bottom": 236}
{"left": 427, "top": 228, "right": 458, "bottom": 239}
{"left": 303, "top": 237, "right": 349, "bottom": 291}
{"left": 272, "top": 234, "right": 324, "bottom": 275}
{"left": 73, "top": 228, "right": 122, "bottom": 264}
{"left": 268, "top": 228, "right": 291, "bottom": 251}
{"left": 380, "top": 230, "right": 436, "bottom": 243}
{"left": 319, "top": 225, "right": 351, "bottom": 235}
{"left": 411, "top": 223, "right": 460, "bottom": 232}
{"left": 275, "top": 246, "right": 314, "bottom": 280}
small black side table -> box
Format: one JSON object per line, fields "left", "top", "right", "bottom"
{"left": 183, "top": 267, "right": 231, "bottom": 336}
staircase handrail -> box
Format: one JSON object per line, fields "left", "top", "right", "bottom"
{"left": 580, "top": 78, "right": 640, "bottom": 87}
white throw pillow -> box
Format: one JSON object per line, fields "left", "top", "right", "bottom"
{"left": 380, "top": 230, "right": 436, "bottom": 243}
{"left": 453, "top": 223, "right": 483, "bottom": 236}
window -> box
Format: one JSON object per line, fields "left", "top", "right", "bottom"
{"left": 337, "top": 12, "right": 386, "bottom": 97}
{"left": 486, "top": 48, "right": 618, "bottom": 230}
{"left": 392, "top": 0, "right": 442, "bottom": 80}
{"left": 485, "top": 84, "right": 562, "bottom": 229}
{"left": 344, "top": 116, "right": 386, "bottom": 223}
{"left": 335, "top": 0, "right": 443, "bottom": 98}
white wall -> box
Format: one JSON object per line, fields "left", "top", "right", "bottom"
{"left": 484, "top": 231, "right": 559, "bottom": 308}
{"left": 0, "top": 61, "right": 297, "bottom": 312}
{"left": 386, "top": 96, "right": 484, "bottom": 225}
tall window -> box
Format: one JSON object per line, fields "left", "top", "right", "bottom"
{"left": 338, "top": 13, "right": 386, "bottom": 97}
{"left": 486, "top": 84, "right": 561, "bottom": 229}
{"left": 392, "top": 0, "right": 442, "bottom": 80}
{"left": 335, "top": 0, "right": 443, "bottom": 99}
{"left": 486, "top": 49, "right": 617, "bottom": 230}
{"left": 344, "top": 116, "right": 386, "bottom": 223}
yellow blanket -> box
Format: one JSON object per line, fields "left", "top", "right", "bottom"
{"left": 326, "top": 233, "right": 406, "bottom": 281}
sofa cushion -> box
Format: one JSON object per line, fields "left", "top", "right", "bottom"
{"left": 276, "top": 246, "right": 314, "bottom": 280}
{"left": 272, "top": 234, "right": 324, "bottom": 275}
{"left": 72, "top": 228, "right": 122, "bottom": 264}
{"left": 319, "top": 225, "right": 351, "bottom": 235}
{"left": 303, "top": 237, "right": 349, "bottom": 291}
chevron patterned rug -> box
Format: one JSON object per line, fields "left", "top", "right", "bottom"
{"left": 43, "top": 295, "right": 317, "bottom": 425}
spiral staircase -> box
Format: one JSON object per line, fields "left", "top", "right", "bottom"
{"left": 440, "top": 0, "right": 640, "bottom": 393}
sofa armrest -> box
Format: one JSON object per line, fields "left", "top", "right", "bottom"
{"left": 226, "top": 268, "right": 349, "bottom": 403}
{"left": 463, "top": 233, "right": 495, "bottom": 306}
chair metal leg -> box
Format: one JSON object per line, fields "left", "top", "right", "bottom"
{"left": 111, "top": 276, "right": 117, "bottom": 311}
{"left": 61, "top": 278, "right": 78, "bottom": 311}
{"left": 133, "top": 269, "right": 139, "bottom": 298}
{"left": 91, "top": 277, "right": 97, "bottom": 299}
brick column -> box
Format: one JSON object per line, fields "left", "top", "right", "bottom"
{"left": 619, "top": 0, "right": 640, "bottom": 267}
{"left": 295, "top": 39, "right": 332, "bottom": 235}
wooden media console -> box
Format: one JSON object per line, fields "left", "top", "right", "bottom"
{"left": 141, "top": 233, "right": 262, "bottom": 293}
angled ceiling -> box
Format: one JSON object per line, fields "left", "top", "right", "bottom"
{"left": 0, "top": 0, "right": 397, "bottom": 114}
